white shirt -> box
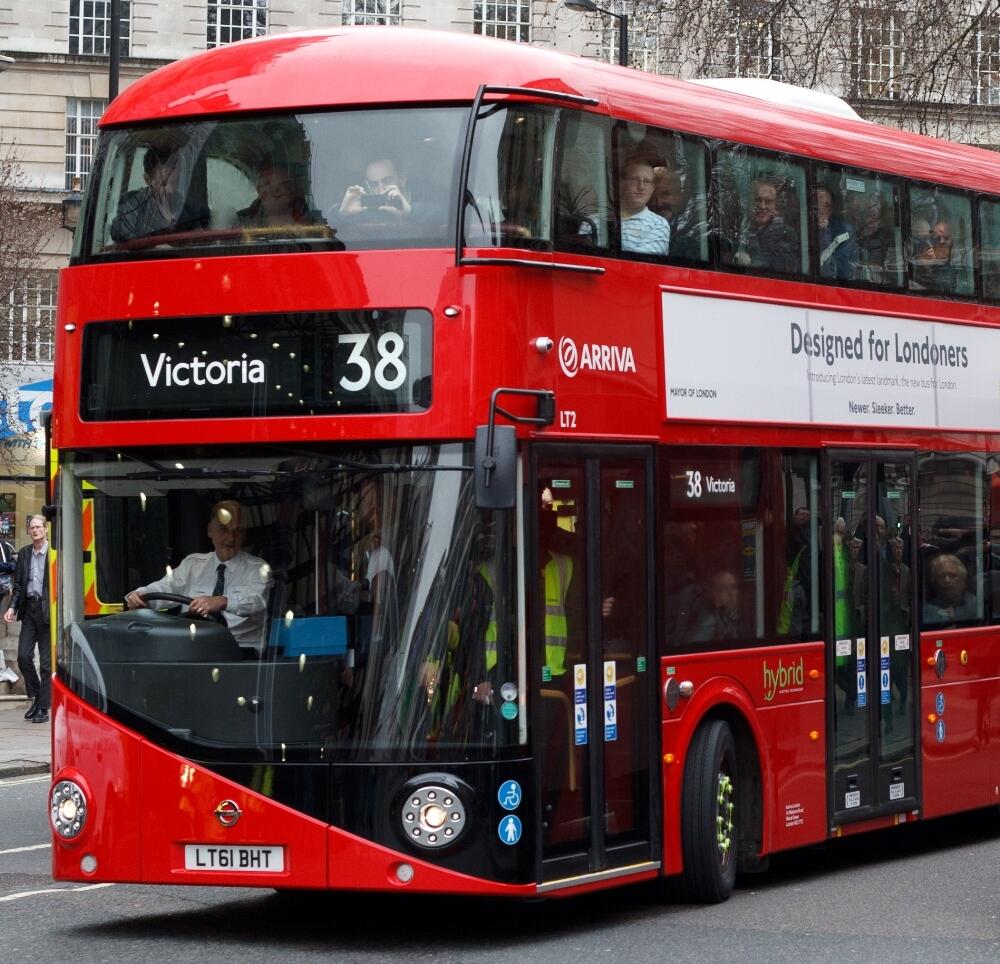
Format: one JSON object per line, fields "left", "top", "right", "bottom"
{"left": 138, "top": 549, "right": 272, "bottom": 650}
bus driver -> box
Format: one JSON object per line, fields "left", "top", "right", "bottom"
{"left": 125, "top": 500, "right": 272, "bottom": 655}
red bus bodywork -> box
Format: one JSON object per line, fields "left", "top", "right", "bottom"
{"left": 51, "top": 27, "right": 1000, "bottom": 899}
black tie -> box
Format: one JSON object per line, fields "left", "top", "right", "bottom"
{"left": 213, "top": 563, "right": 226, "bottom": 597}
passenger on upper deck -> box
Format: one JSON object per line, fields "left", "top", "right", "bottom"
{"left": 815, "top": 184, "right": 856, "bottom": 280}
{"left": 110, "top": 144, "right": 210, "bottom": 243}
{"left": 734, "top": 176, "right": 800, "bottom": 274}
{"left": 911, "top": 216, "right": 958, "bottom": 293}
{"left": 618, "top": 155, "right": 670, "bottom": 256}
{"left": 851, "top": 193, "right": 900, "bottom": 286}
{"left": 339, "top": 156, "right": 412, "bottom": 220}
{"left": 237, "top": 164, "right": 315, "bottom": 228}
{"left": 651, "top": 165, "right": 704, "bottom": 261}
{"left": 125, "top": 500, "right": 272, "bottom": 655}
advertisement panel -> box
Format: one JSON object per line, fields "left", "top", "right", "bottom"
{"left": 662, "top": 292, "right": 1000, "bottom": 431}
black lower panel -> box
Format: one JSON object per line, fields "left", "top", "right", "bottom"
{"left": 206, "top": 758, "right": 537, "bottom": 885}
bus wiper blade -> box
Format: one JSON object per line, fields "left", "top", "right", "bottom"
{"left": 126, "top": 467, "right": 284, "bottom": 480}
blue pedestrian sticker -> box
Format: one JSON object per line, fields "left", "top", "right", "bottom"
{"left": 935, "top": 692, "right": 945, "bottom": 715}
{"left": 498, "top": 780, "right": 522, "bottom": 811}
{"left": 499, "top": 814, "right": 522, "bottom": 845}
{"left": 936, "top": 719, "right": 946, "bottom": 743}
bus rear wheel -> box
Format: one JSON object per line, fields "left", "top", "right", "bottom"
{"left": 681, "top": 719, "right": 738, "bottom": 903}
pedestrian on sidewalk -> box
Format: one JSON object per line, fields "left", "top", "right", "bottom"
{"left": 0, "top": 533, "right": 18, "bottom": 685}
{"left": 4, "top": 515, "right": 50, "bottom": 722}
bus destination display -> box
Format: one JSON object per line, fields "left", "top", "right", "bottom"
{"left": 80, "top": 309, "right": 431, "bottom": 421}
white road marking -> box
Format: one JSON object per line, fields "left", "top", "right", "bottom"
{"left": 0, "top": 775, "right": 51, "bottom": 788}
{"left": 0, "top": 883, "right": 114, "bottom": 902}
{"left": 0, "top": 842, "right": 50, "bottom": 855}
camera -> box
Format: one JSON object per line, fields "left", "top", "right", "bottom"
{"left": 361, "top": 191, "right": 396, "bottom": 210}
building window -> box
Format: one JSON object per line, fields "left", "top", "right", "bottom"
{"left": 4, "top": 274, "right": 57, "bottom": 363}
{"left": 474, "top": 0, "right": 531, "bottom": 43}
{"left": 342, "top": 0, "right": 401, "bottom": 25}
{"left": 69, "top": 0, "right": 131, "bottom": 57}
{"left": 851, "top": 7, "right": 904, "bottom": 99}
{"left": 207, "top": 0, "right": 268, "bottom": 48}
{"left": 725, "top": 0, "right": 782, "bottom": 80}
{"left": 972, "top": 18, "right": 1000, "bottom": 105}
{"left": 66, "top": 98, "right": 106, "bottom": 191}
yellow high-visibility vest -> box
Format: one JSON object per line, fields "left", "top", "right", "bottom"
{"left": 543, "top": 551, "right": 573, "bottom": 676}
{"left": 478, "top": 562, "right": 498, "bottom": 671}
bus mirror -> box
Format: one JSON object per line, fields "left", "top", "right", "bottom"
{"left": 475, "top": 424, "right": 516, "bottom": 509}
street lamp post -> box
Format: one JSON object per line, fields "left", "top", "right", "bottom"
{"left": 109, "top": 0, "right": 121, "bottom": 100}
{"left": 563, "top": 0, "right": 629, "bottom": 68}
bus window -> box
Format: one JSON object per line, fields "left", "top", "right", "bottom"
{"left": 653, "top": 135, "right": 710, "bottom": 264}
{"left": 85, "top": 108, "right": 465, "bottom": 259}
{"left": 918, "top": 454, "right": 998, "bottom": 628}
{"left": 660, "top": 448, "right": 822, "bottom": 650}
{"left": 817, "top": 166, "right": 904, "bottom": 287}
{"left": 716, "top": 146, "right": 809, "bottom": 276}
{"left": 978, "top": 198, "right": 1000, "bottom": 301}
{"left": 610, "top": 125, "right": 709, "bottom": 264}
{"left": 554, "top": 110, "right": 613, "bottom": 252}
{"left": 908, "top": 186, "right": 974, "bottom": 297}
{"left": 465, "top": 105, "right": 556, "bottom": 249}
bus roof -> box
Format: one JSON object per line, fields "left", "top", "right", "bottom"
{"left": 103, "top": 27, "right": 1000, "bottom": 196}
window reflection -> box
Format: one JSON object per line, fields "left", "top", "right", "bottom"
{"left": 661, "top": 448, "right": 821, "bottom": 650}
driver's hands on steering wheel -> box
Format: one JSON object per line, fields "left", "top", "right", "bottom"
{"left": 125, "top": 590, "right": 147, "bottom": 610}
{"left": 188, "top": 594, "right": 226, "bottom": 618}
{"left": 125, "top": 590, "right": 226, "bottom": 618}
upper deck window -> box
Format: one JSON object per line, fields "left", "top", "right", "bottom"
{"left": 907, "top": 186, "right": 974, "bottom": 297}
{"left": 81, "top": 108, "right": 464, "bottom": 262}
{"left": 716, "top": 145, "right": 809, "bottom": 276}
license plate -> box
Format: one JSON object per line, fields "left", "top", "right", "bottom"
{"left": 184, "top": 844, "right": 284, "bottom": 872}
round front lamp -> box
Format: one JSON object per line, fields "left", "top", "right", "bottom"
{"left": 50, "top": 780, "right": 88, "bottom": 839}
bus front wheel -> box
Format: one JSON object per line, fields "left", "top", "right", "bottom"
{"left": 681, "top": 719, "right": 738, "bottom": 903}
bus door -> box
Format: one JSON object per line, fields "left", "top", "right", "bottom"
{"left": 532, "top": 447, "right": 657, "bottom": 885}
{"left": 826, "top": 451, "right": 920, "bottom": 825}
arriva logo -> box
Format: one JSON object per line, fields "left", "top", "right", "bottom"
{"left": 140, "top": 353, "right": 265, "bottom": 388}
{"left": 558, "top": 336, "right": 637, "bottom": 379}
{"left": 762, "top": 656, "right": 804, "bottom": 703}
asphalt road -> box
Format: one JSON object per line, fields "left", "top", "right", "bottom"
{"left": 3, "top": 773, "right": 999, "bottom": 963}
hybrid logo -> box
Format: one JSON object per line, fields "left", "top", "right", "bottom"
{"left": 140, "top": 353, "right": 265, "bottom": 388}
{"left": 557, "top": 336, "right": 637, "bottom": 379}
{"left": 762, "top": 656, "right": 804, "bottom": 702}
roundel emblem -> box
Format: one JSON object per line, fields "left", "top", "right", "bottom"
{"left": 214, "top": 799, "right": 242, "bottom": 828}
{"left": 558, "top": 336, "right": 579, "bottom": 378}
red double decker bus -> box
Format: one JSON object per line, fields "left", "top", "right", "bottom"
{"left": 50, "top": 28, "right": 1000, "bottom": 902}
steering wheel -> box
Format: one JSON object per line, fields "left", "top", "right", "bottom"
{"left": 138, "top": 592, "right": 225, "bottom": 624}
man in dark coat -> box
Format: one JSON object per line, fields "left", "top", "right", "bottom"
{"left": 4, "top": 515, "right": 50, "bottom": 722}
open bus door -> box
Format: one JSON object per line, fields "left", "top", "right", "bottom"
{"left": 825, "top": 451, "right": 921, "bottom": 825}
{"left": 532, "top": 446, "right": 659, "bottom": 888}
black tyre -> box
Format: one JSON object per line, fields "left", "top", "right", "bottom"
{"left": 681, "top": 719, "right": 738, "bottom": 903}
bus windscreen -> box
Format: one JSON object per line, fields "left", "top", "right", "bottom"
{"left": 82, "top": 108, "right": 465, "bottom": 259}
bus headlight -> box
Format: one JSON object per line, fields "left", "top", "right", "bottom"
{"left": 51, "top": 780, "right": 88, "bottom": 839}
{"left": 400, "top": 784, "right": 467, "bottom": 849}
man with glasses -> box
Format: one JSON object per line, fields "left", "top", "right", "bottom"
{"left": 619, "top": 156, "right": 670, "bottom": 256}
{"left": 4, "top": 515, "right": 51, "bottom": 722}
{"left": 735, "top": 176, "right": 800, "bottom": 274}
{"left": 339, "top": 156, "right": 412, "bottom": 219}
